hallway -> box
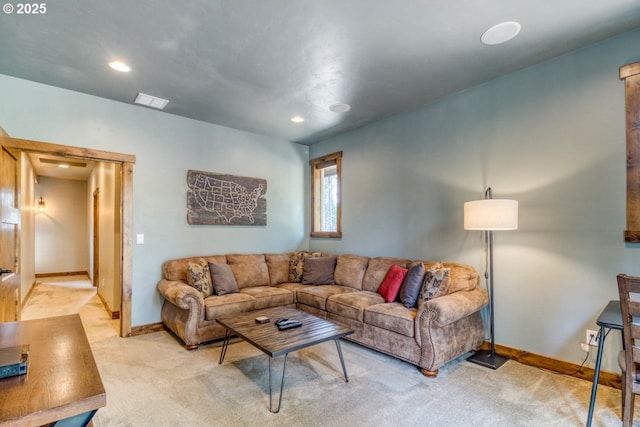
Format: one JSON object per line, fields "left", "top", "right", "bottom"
{"left": 21, "top": 275, "right": 119, "bottom": 343}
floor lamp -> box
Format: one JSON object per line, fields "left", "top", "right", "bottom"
{"left": 464, "top": 187, "right": 518, "bottom": 369}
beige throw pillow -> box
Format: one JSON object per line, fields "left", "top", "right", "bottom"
{"left": 302, "top": 256, "right": 337, "bottom": 285}
{"left": 208, "top": 262, "right": 239, "bottom": 296}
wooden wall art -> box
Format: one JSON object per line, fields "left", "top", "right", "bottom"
{"left": 187, "top": 170, "right": 267, "bottom": 225}
{"left": 620, "top": 62, "right": 640, "bottom": 242}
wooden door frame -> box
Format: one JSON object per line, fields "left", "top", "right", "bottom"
{"left": 92, "top": 188, "right": 99, "bottom": 288}
{"left": 5, "top": 135, "right": 135, "bottom": 338}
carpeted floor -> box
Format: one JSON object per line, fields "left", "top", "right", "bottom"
{"left": 21, "top": 278, "right": 634, "bottom": 426}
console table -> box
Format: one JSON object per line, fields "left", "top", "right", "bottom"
{"left": 0, "top": 314, "right": 106, "bottom": 427}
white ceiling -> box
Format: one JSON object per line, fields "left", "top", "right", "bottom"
{"left": 1, "top": 1, "right": 640, "bottom": 145}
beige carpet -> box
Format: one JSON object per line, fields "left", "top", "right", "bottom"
{"left": 21, "top": 280, "right": 633, "bottom": 426}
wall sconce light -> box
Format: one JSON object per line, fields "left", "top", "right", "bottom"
{"left": 37, "top": 197, "right": 45, "bottom": 211}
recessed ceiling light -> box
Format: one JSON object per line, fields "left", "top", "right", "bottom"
{"left": 108, "top": 60, "right": 131, "bottom": 72}
{"left": 481, "top": 21, "right": 521, "bottom": 45}
{"left": 329, "top": 103, "right": 351, "bottom": 113}
{"left": 291, "top": 116, "right": 305, "bottom": 123}
{"left": 58, "top": 164, "right": 70, "bottom": 169}
{"left": 134, "top": 93, "right": 170, "bottom": 110}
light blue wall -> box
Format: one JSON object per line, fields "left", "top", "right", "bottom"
{"left": 0, "top": 75, "right": 309, "bottom": 326}
{"left": 310, "top": 28, "right": 640, "bottom": 372}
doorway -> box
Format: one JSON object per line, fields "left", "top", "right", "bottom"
{"left": 93, "top": 188, "right": 99, "bottom": 288}
{"left": 4, "top": 133, "right": 135, "bottom": 337}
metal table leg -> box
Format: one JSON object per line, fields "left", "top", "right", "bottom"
{"left": 268, "top": 354, "right": 288, "bottom": 413}
{"left": 218, "top": 329, "right": 231, "bottom": 365}
{"left": 335, "top": 339, "right": 349, "bottom": 383}
{"left": 586, "top": 326, "right": 606, "bottom": 427}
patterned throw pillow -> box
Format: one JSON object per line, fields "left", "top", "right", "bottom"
{"left": 186, "top": 259, "right": 213, "bottom": 298}
{"left": 417, "top": 265, "right": 451, "bottom": 307}
{"left": 288, "top": 252, "right": 307, "bottom": 282}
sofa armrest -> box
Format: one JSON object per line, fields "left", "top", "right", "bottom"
{"left": 417, "top": 286, "right": 489, "bottom": 328}
{"left": 415, "top": 287, "right": 489, "bottom": 372}
{"left": 157, "top": 279, "right": 203, "bottom": 311}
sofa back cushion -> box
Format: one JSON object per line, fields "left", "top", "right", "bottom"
{"left": 226, "top": 254, "right": 270, "bottom": 289}
{"left": 334, "top": 254, "right": 370, "bottom": 290}
{"left": 442, "top": 262, "right": 479, "bottom": 293}
{"left": 164, "top": 255, "right": 227, "bottom": 282}
{"left": 362, "top": 257, "right": 411, "bottom": 292}
{"left": 265, "top": 253, "right": 291, "bottom": 285}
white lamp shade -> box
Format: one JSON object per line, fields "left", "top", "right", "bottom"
{"left": 464, "top": 199, "right": 518, "bottom": 230}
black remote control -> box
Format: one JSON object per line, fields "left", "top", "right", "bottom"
{"left": 276, "top": 319, "right": 302, "bottom": 330}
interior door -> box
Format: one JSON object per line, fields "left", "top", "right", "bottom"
{"left": 0, "top": 140, "right": 20, "bottom": 323}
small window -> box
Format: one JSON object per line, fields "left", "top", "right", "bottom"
{"left": 310, "top": 151, "right": 342, "bottom": 238}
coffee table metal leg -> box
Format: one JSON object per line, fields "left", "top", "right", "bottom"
{"left": 335, "top": 339, "right": 349, "bottom": 383}
{"left": 269, "top": 354, "right": 289, "bottom": 413}
{"left": 219, "top": 329, "right": 231, "bottom": 365}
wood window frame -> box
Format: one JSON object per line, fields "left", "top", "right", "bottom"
{"left": 310, "top": 151, "right": 342, "bottom": 238}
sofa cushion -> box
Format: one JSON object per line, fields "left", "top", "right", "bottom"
{"left": 377, "top": 264, "right": 408, "bottom": 302}
{"left": 203, "top": 293, "right": 256, "bottom": 320}
{"left": 186, "top": 259, "right": 213, "bottom": 298}
{"left": 399, "top": 261, "right": 425, "bottom": 308}
{"left": 364, "top": 303, "right": 416, "bottom": 338}
{"left": 296, "top": 285, "right": 357, "bottom": 310}
{"left": 334, "top": 255, "right": 370, "bottom": 290}
{"left": 226, "top": 254, "right": 270, "bottom": 289}
{"left": 417, "top": 265, "right": 451, "bottom": 307}
{"left": 208, "top": 262, "right": 239, "bottom": 296}
{"left": 302, "top": 256, "right": 337, "bottom": 285}
{"left": 265, "top": 253, "right": 290, "bottom": 285}
{"left": 273, "top": 282, "right": 307, "bottom": 303}
{"left": 164, "top": 255, "right": 227, "bottom": 283}
{"left": 239, "top": 286, "right": 294, "bottom": 310}
{"left": 326, "top": 291, "right": 385, "bottom": 322}
{"left": 361, "top": 257, "right": 410, "bottom": 292}
{"left": 443, "top": 262, "right": 479, "bottom": 293}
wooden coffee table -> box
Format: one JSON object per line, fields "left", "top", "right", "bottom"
{"left": 217, "top": 306, "right": 353, "bottom": 413}
{"left": 0, "top": 314, "right": 106, "bottom": 426}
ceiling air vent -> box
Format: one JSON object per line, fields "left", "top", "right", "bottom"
{"left": 134, "top": 93, "right": 169, "bottom": 110}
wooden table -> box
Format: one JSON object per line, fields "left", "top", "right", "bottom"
{"left": 0, "top": 314, "right": 106, "bottom": 427}
{"left": 217, "top": 307, "right": 353, "bottom": 413}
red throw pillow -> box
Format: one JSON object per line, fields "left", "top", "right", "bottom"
{"left": 377, "top": 264, "right": 408, "bottom": 303}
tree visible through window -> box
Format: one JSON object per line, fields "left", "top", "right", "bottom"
{"left": 310, "top": 151, "right": 342, "bottom": 238}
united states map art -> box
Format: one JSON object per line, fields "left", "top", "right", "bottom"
{"left": 187, "top": 170, "right": 267, "bottom": 225}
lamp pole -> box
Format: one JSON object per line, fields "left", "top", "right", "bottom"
{"left": 466, "top": 187, "right": 510, "bottom": 369}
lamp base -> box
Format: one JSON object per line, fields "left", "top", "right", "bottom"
{"left": 467, "top": 349, "right": 508, "bottom": 370}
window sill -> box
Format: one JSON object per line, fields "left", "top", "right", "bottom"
{"left": 310, "top": 231, "right": 342, "bottom": 239}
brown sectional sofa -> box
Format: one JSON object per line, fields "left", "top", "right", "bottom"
{"left": 156, "top": 252, "right": 489, "bottom": 376}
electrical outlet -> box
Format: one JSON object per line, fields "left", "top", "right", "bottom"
{"left": 586, "top": 329, "right": 599, "bottom": 346}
